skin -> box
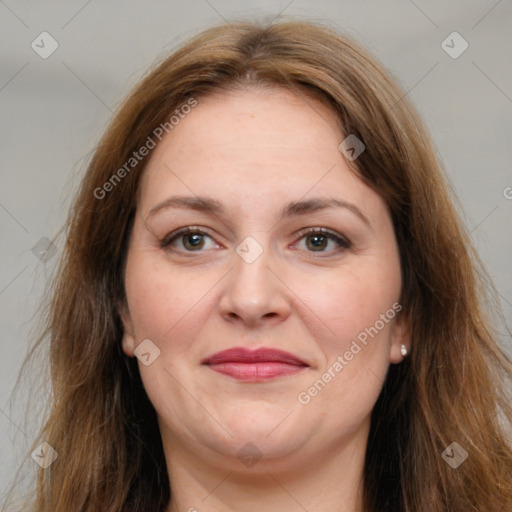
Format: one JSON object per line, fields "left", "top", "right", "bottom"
{"left": 121, "top": 87, "right": 411, "bottom": 512}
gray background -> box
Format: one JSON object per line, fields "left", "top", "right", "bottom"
{"left": 1, "top": 0, "right": 511, "bottom": 501}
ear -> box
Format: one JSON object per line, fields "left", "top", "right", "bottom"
{"left": 389, "top": 309, "right": 412, "bottom": 364}
{"left": 119, "top": 304, "right": 136, "bottom": 357}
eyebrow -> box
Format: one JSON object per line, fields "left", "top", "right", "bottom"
{"left": 147, "top": 195, "right": 371, "bottom": 228}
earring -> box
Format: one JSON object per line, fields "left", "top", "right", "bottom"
{"left": 400, "top": 344, "right": 408, "bottom": 357}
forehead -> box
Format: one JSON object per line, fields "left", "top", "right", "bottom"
{"left": 151, "top": 87, "right": 341, "bottom": 158}
{"left": 138, "top": 87, "right": 380, "bottom": 218}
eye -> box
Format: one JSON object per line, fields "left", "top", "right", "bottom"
{"left": 160, "top": 227, "right": 219, "bottom": 252}
{"left": 160, "top": 226, "right": 351, "bottom": 255}
{"left": 293, "top": 228, "right": 351, "bottom": 255}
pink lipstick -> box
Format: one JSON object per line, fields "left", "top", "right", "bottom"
{"left": 202, "top": 347, "right": 309, "bottom": 382}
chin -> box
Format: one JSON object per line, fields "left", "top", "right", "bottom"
{"left": 221, "top": 402, "right": 297, "bottom": 434}
{"left": 216, "top": 414, "right": 308, "bottom": 453}
{"left": 202, "top": 431, "right": 307, "bottom": 471}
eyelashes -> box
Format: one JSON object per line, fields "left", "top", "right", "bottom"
{"left": 160, "top": 227, "right": 217, "bottom": 252}
{"left": 292, "top": 227, "right": 351, "bottom": 254}
{"left": 160, "top": 226, "right": 352, "bottom": 256}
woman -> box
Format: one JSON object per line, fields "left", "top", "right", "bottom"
{"left": 10, "top": 20, "right": 512, "bottom": 511}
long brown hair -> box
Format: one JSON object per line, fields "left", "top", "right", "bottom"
{"left": 8, "top": 20, "right": 512, "bottom": 511}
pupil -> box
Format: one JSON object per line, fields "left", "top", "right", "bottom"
{"left": 185, "top": 234, "right": 203, "bottom": 249}
{"left": 309, "top": 235, "right": 326, "bottom": 250}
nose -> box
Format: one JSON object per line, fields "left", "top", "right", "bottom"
{"left": 218, "top": 242, "right": 291, "bottom": 328}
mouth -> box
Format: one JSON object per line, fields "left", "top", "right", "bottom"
{"left": 201, "top": 347, "right": 309, "bottom": 382}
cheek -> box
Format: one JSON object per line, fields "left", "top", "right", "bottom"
{"left": 293, "top": 256, "right": 400, "bottom": 410}
{"left": 295, "top": 262, "right": 400, "bottom": 350}
{"left": 124, "top": 251, "right": 204, "bottom": 345}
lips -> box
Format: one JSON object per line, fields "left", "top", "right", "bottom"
{"left": 202, "top": 347, "right": 309, "bottom": 381}
{"left": 202, "top": 347, "right": 308, "bottom": 366}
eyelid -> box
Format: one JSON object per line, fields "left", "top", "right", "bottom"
{"left": 160, "top": 226, "right": 218, "bottom": 248}
{"left": 160, "top": 226, "right": 351, "bottom": 254}
{"left": 292, "top": 227, "right": 351, "bottom": 252}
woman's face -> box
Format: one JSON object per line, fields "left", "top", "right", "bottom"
{"left": 121, "top": 87, "right": 410, "bottom": 472}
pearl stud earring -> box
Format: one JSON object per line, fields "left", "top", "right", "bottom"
{"left": 400, "top": 344, "right": 408, "bottom": 357}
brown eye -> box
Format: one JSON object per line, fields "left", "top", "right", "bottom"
{"left": 160, "top": 228, "right": 217, "bottom": 252}
{"left": 306, "top": 233, "right": 329, "bottom": 251}
{"left": 296, "top": 228, "right": 351, "bottom": 254}
{"left": 181, "top": 233, "right": 206, "bottom": 250}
